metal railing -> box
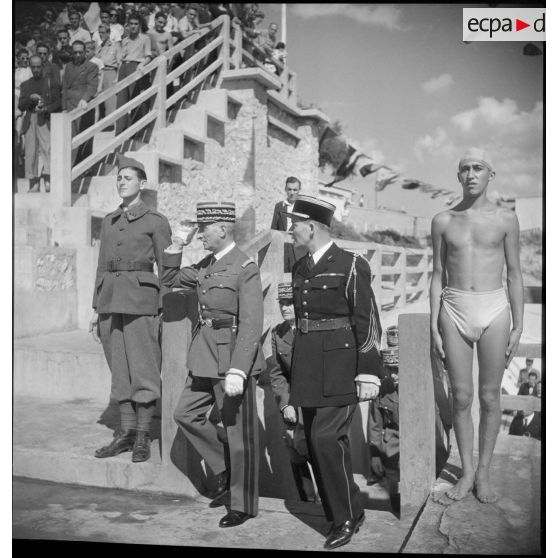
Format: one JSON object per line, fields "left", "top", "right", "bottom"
{"left": 50, "top": 15, "right": 299, "bottom": 208}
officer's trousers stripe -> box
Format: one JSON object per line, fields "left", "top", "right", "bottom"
{"left": 339, "top": 406, "right": 353, "bottom": 518}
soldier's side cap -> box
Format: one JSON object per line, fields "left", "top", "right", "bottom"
{"left": 277, "top": 282, "right": 293, "bottom": 300}
{"left": 194, "top": 201, "right": 236, "bottom": 224}
{"left": 458, "top": 148, "right": 494, "bottom": 172}
{"left": 284, "top": 195, "right": 336, "bottom": 227}
{"left": 117, "top": 153, "right": 146, "bottom": 175}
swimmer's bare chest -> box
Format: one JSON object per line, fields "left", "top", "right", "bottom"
{"left": 443, "top": 211, "right": 506, "bottom": 291}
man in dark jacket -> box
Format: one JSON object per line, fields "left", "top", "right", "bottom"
{"left": 89, "top": 155, "right": 172, "bottom": 463}
{"left": 61, "top": 40, "right": 98, "bottom": 165}
{"left": 18, "top": 55, "right": 61, "bottom": 192}
{"left": 268, "top": 282, "right": 318, "bottom": 503}
{"left": 162, "top": 202, "right": 265, "bottom": 529}
{"left": 287, "top": 195, "right": 384, "bottom": 550}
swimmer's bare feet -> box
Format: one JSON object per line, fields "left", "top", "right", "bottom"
{"left": 474, "top": 469, "right": 498, "bottom": 503}
{"left": 446, "top": 473, "right": 474, "bottom": 501}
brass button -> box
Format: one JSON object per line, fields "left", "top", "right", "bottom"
{"left": 345, "top": 343, "right": 349, "bottom": 347}
{"left": 303, "top": 312, "right": 308, "bottom": 317}
{"left": 202, "top": 289, "right": 206, "bottom": 294}
{"left": 115, "top": 272, "right": 120, "bottom": 277}
{"left": 201, "top": 305, "right": 206, "bottom": 309}
{"left": 117, "top": 241, "right": 122, "bottom": 246}
{"left": 302, "top": 290, "right": 308, "bottom": 294}
{"left": 219, "top": 284, "right": 223, "bottom": 288}
{"left": 304, "top": 279, "right": 309, "bottom": 283}
{"left": 117, "top": 257, "right": 121, "bottom": 261}
{"left": 322, "top": 285, "right": 327, "bottom": 289}
{"left": 302, "top": 301, "right": 307, "bottom": 305}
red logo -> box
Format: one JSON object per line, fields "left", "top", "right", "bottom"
{"left": 516, "top": 18, "right": 530, "bottom": 31}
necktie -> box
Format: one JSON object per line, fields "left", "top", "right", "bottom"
{"left": 307, "top": 254, "right": 314, "bottom": 270}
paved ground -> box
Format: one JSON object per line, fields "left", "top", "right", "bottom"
{"left": 13, "top": 477, "right": 411, "bottom": 553}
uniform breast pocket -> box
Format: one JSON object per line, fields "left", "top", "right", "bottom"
{"left": 206, "top": 275, "right": 238, "bottom": 309}
{"left": 322, "top": 329, "right": 357, "bottom": 396}
{"left": 311, "top": 276, "right": 343, "bottom": 312}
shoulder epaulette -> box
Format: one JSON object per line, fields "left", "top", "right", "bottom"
{"left": 148, "top": 209, "right": 167, "bottom": 220}
{"left": 241, "top": 257, "right": 256, "bottom": 268}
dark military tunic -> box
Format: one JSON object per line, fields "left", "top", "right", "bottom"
{"left": 92, "top": 199, "right": 172, "bottom": 403}
{"left": 162, "top": 243, "right": 264, "bottom": 516}
{"left": 289, "top": 242, "right": 384, "bottom": 525}
{"left": 290, "top": 242, "right": 384, "bottom": 407}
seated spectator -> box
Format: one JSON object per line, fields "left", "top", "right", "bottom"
{"left": 518, "top": 371, "right": 538, "bottom": 396}
{"left": 147, "top": 3, "right": 178, "bottom": 34}
{"left": 68, "top": 10, "right": 92, "bottom": 45}
{"left": 257, "top": 21, "right": 278, "bottom": 57}
{"left": 93, "top": 10, "right": 123, "bottom": 46}
{"left": 509, "top": 410, "right": 541, "bottom": 440}
{"left": 26, "top": 27, "right": 43, "bottom": 55}
{"left": 53, "top": 29, "right": 74, "bottom": 69}
{"left": 15, "top": 49, "right": 33, "bottom": 106}
{"left": 18, "top": 55, "right": 61, "bottom": 192}
{"left": 517, "top": 357, "right": 540, "bottom": 389}
{"left": 148, "top": 11, "right": 176, "bottom": 56}
{"left": 35, "top": 43, "right": 62, "bottom": 87}
{"left": 264, "top": 41, "right": 285, "bottom": 75}
{"left": 178, "top": 5, "right": 211, "bottom": 39}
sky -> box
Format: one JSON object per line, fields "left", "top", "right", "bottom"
{"left": 260, "top": 3, "right": 544, "bottom": 217}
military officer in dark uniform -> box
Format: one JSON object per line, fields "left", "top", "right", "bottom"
{"left": 268, "top": 281, "right": 319, "bottom": 503}
{"left": 161, "top": 202, "right": 265, "bottom": 528}
{"left": 89, "top": 155, "right": 172, "bottom": 463}
{"left": 286, "top": 195, "right": 384, "bottom": 550}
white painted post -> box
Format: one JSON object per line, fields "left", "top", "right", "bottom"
{"left": 50, "top": 112, "right": 73, "bottom": 207}
{"left": 394, "top": 249, "right": 407, "bottom": 309}
{"left": 156, "top": 56, "right": 167, "bottom": 131}
{"left": 233, "top": 23, "right": 242, "bottom": 69}
{"left": 221, "top": 16, "right": 230, "bottom": 71}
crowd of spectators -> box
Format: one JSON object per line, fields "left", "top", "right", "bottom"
{"left": 14, "top": 3, "right": 286, "bottom": 189}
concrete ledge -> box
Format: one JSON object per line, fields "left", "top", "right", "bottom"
{"left": 221, "top": 68, "right": 282, "bottom": 91}
{"left": 14, "top": 330, "right": 110, "bottom": 400}
{"left": 14, "top": 290, "right": 78, "bottom": 338}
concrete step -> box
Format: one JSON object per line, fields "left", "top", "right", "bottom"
{"left": 13, "top": 395, "right": 168, "bottom": 494}
{"left": 14, "top": 330, "right": 110, "bottom": 401}
{"left": 197, "top": 89, "right": 243, "bottom": 121}
{"left": 173, "top": 106, "right": 207, "bottom": 137}
{"left": 155, "top": 127, "right": 206, "bottom": 163}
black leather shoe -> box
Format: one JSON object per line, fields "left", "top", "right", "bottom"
{"left": 95, "top": 429, "right": 136, "bottom": 458}
{"left": 131, "top": 431, "right": 151, "bottom": 462}
{"left": 218, "top": 510, "right": 252, "bottom": 528}
{"left": 208, "top": 470, "right": 230, "bottom": 508}
{"left": 323, "top": 512, "right": 365, "bottom": 550}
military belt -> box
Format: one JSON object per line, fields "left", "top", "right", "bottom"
{"left": 298, "top": 316, "right": 353, "bottom": 334}
{"left": 199, "top": 315, "right": 238, "bottom": 330}
{"left": 102, "top": 260, "right": 154, "bottom": 272}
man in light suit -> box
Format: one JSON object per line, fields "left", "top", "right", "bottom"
{"left": 61, "top": 40, "right": 99, "bottom": 165}
{"left": 162, "top": 202, "right": 265, "bottom": 528}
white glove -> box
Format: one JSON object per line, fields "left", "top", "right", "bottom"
{"left": 88, "top": 311, "right": 100, "bottom": 343}
{"left": 224, "top": 373, "right": 245, "bottom": 397}
{"left": 357, "top": 381, "right": 379, "bottom": 402}
{"left": 172, "top": 224, "right": 197, "bottom": 247}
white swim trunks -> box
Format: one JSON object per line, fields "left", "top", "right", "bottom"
{"left": 441, "top": 287, "right": 510, "bottom": 342}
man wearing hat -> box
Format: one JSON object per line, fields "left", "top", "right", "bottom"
{"left": 430, "top": 148, "right": 523, "bottom": 504}
{"left": 89, "top": 155, "right": 172, "bottom": 463}
{"left": 268, "top": 281, "right": 319, "bottom": 504}
{"left": 161, "top": 202, "right": 265, "bottom": 528}
{"left": 287, "top": 195, "right": 384, "bottom": 550}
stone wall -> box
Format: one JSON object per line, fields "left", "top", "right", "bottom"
{"left": 156, "top": 80, "right": 322, "bottom": 265}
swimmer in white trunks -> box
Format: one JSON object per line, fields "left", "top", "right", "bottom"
{"left": 430, "top": 148, "right": 524, "bottom": 503}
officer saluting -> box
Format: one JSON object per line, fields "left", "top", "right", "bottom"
{"left": 161, "top": 202, "right": 265, "bottom": 528}
{"left": 286, "top": 195, "right": 384, "bottom": 550}
{"left": 89, "top": 154, "right": 172, "bottom": 463}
